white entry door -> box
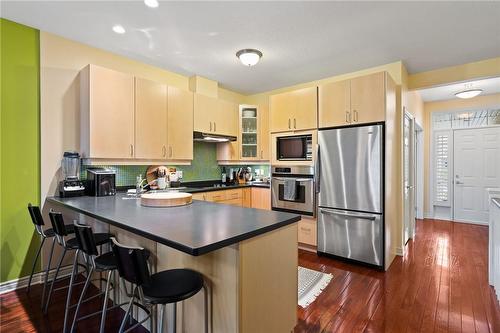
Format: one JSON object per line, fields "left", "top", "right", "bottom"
{"left": 454, "top": 127, "right": 500, "bottom": 224}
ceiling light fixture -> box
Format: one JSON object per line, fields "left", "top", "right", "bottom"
{"left": 455, "top": 89, "right": 483, "bottom": 99}
{"left": 236, "top": 49, "right": 263, "bottom": 67}
{"left": 112, "top": 25, "right": 126, "bottom": 34}
{"left": 144, "top": 0, "right": 159, "bottom": 8}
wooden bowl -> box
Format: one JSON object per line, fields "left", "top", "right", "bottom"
{"left": 140, "top": 192, "right": 192, "bottom": 208}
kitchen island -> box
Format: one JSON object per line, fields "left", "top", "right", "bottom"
{"left": 46, "top": 194, "right": 300, "bottom": 333}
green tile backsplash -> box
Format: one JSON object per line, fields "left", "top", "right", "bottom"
{"left": 81, "top": 142, "right": 269, "bottom": 187}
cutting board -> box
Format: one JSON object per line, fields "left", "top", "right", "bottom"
{"left": 140, "top": 192, "right": 192, "bottom": 208}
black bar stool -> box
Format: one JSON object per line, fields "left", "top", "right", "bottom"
{"left": 66, "top": 223, "right": 152, "bottom": 333}
{"left": 26, "top": 204, "right": 75, "bottom": 309}
{"left": 44, "top": 210, "right": 112, "bottom": 314}
{"left": 111, "top": 238, "right": 210, "bottom": 333}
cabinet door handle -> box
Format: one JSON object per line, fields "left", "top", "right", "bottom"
{"left": 130, "top": 144, "right": 134, "bottom": 157}
{"left": 210, "top": 122, "right": 212, "bottom": 132}
{"left": 214, "top": 122, "right": 217, "bottom": 132}
{"left": 162, "top": 145, "right": 166, "bottom": 157}
{"left": 353, "top": 110, "right": 358, "bottom": 122}
{"left": 345, "top": 111, "right": 350, "bottom": 123}
{"left": 169, "top": 146, "right": 173, "bottom": 158}
{"left": 294, "top": 118, "right": 296, "bottom": 129}
{"left": 288, "top": 118, "right": 291, "bottom": 129}
{"left": 300, "top": 226, "right": 312, "bottom": 232}
{"left": 260, "top": 150, "right": 263, "bottom": 159}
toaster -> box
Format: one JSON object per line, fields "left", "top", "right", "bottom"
{"left": 86, "top": 168, "right": 116, "bottom": 196}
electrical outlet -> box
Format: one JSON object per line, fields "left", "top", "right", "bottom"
{"left": 177, "top": 171, "right": 183, "bottom": 179}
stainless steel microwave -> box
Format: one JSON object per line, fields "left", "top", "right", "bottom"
{"left": 276, "top": 134, "right": 313, "bottom": 161}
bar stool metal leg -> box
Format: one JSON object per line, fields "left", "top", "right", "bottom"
{"left": 119, "top": 286, "right": 137, "bottom": 333}
{"left": 203, "top": 283, "right": 210, "bottom": 333}
{"left": 99, "top": 270, "right": 113, "bottom": 333}
{"left": 26, "top": 237, "right": 45, "bottom": 293}
{"left": 44, "top": 247, "right": 67, "bottom": 313}
{"left": 63, "top": 249, "right": 80, "bottom": 333}
{"left": 40, "top": 237, "right": 56, "bottom": 307}
{"left": 158, "top": 304, "right": 165, "bottom": 333}
{"left": 70, "top": 266, "right": 94, "bottom": 333}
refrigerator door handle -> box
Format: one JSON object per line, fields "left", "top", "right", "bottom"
{"left": 315, "top": 144, "right": 320, "bottom": 193}
{"left": 319, "top": 208, "right": 377, "bottom": 220}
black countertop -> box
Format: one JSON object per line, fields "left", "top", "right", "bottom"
{"left": 47, "top": 193, "right": 299, "bottom": 256}
{"left": 180, "top": 181, "right": 270, "bottom": 193}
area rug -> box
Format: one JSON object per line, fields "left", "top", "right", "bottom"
{"left": 298, "top": 266, "right": 333, "bottom": 308}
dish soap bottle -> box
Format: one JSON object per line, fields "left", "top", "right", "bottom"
{"left": 221, "top": 167, "right": 227, "bottom": 184}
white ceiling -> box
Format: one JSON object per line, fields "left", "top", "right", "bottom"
{"left": 2, "top": 1, "right": 500, "bottom": 94}
{"left": 418, "top": 77, "right": 500, "bottom": 102}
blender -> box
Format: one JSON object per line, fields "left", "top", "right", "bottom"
{"left": 59, "top": 151, "right": 85, "bottom": 197}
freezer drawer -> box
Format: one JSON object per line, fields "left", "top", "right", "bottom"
{"left": 317, "top": 207, "right": 383, "bottom": 266}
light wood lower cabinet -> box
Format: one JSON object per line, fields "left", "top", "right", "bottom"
{"left": 242, "top": 188, "right": 252, "bottom": 208}
{"left": 298, "top": 218, "right": 317, "bottom": 247}
{"left": 251, "top": 188, "right": 271, "bottom": 210}
{"left": 193, "top": 187, "right": 270, "bottom": 210}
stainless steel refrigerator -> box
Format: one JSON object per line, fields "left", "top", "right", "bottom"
{"left": 316, "top": 124, "right": 384, "bottom": 268}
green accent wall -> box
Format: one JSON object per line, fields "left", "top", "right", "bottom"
{"left": 0, "top": 19, "right": 41, "bottom": 282}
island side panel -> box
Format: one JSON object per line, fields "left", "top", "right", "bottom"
{"left": 156, "top": 243, "right": 239, "bottom": 333}
{"left": 239, "top": 223, "right": 298, "bottom": 333}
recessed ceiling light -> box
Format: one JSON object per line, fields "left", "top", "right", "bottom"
{"left": 112, "top": 25, "right": 126, "bottom": 34}
{"left": 455, "top": 89, "right": 483, "bottom": 99}
{"left": 236, "top": 49, "right": 263, "bottom": 67}
{"left": 144, "top": 0, "right": 159, "bottom": 8}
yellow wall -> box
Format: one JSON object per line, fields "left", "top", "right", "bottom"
{"left": 422, "top": 93, "right": 500, "bottom": 214}
{"left": 409, "top": 57, "right": 500, "bottom": 90}
{"left": 40, "top": 31, "right": 246, "bottom": 203}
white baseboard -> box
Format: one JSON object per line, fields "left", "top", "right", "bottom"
{"left": 453, "top": 219, "right": 489, "bottom": 226}
{"left": 0, "top": 265, "right": 73, "bottom": 295}
{"left": 395, "top": 247, "right": 403, "bottom": 256}
{"left": 424, "top": 212, "right": 434, "bottom": 219}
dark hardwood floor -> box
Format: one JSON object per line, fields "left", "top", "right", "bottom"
{"left": 1, "top": 219, "right": 499, "bottom": 332}
{"left": 296, "top": 219, "right": 500, "bottom": 333}
{"left": 0, "top": 275, "right": 147, "bottom": 333}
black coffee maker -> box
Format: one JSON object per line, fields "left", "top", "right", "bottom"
{"left": 59, "top": 151, "right": 85, "bottom": 197}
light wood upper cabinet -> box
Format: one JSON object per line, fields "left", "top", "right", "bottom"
{"left": 215, "top": 99, "right": 238, "bottom": 136}
{"left": 319, "top": 80, "right": 350, "bottom": 128}
{"left": 293, "top": 87, "right": 318, "bottom": 130}
{"left": 134, "top": 78, "right": 167, "bottom": 160}
{"left": 350, "top": 72, "right": 385, "bottom": 124}
{"left": 167, "top": 86, "right": 193, "bottom": 160}
{"left": 259, "top": 104, "right": 270, "bottom": 160}
{"left": 81, "top": 64, "right": 135, "bottom": 159}
{"left": 318, "top": 71, "right": 387, "bottom": 128}
{"left": 194, "top": 94, "right": 237, "bottom": 136}
{"left": 270, "top": 87, "right": 318, "bottom": 133}
{"left": 194, "top": 93, "right": 218, "bottom": 133}
{"left": 217, "top": 104, "right": 270, "bottom": 162}
{"left": 270, "top": 92, "right": 294, "bottom": 132}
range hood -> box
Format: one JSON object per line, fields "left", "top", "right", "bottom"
{"left": 193, "top": 131, "right": 237, "bottom": 143}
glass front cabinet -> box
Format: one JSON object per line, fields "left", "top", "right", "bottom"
{"left": 240, "top": 105, "right": 259, "bottom": 159}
